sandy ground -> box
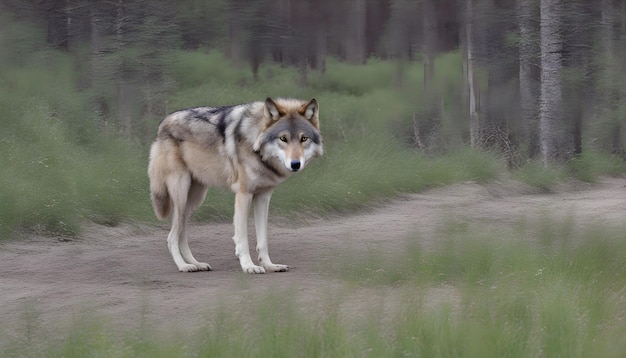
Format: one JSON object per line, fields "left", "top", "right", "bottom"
{"left": 1, "top": 177, "right": 625, "bottom": 344}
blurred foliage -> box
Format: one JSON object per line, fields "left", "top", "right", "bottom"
{"left": 0, "top": 3, "right": 625, "bottom": 237}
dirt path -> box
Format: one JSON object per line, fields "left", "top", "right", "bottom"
{"left": 1, "top": 178, "right": 625, "bottom": 343}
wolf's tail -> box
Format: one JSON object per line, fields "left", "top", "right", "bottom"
{"left": 150, "top": 179, "right": 171, "bottom": 220}
{"left": 148, "top": 144, "right": 172, "bottom": 220}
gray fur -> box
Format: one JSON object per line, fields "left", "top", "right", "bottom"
{"left": 148, "top": 98, "right": 323, "bottom": 273}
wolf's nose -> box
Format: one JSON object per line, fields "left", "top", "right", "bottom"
{"left": 290, "top": 160, "right": 301, "bottom": 171}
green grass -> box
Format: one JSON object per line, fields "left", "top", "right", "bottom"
{"left": 0, "top": 60, "right": 153, "bottom": 237}
{"left": 1, "top": 44, "right": 625, "bottom": 237}
{"left": 512, "top": 160, "right": 568, "bottom": 191}
{"left": 338, "top": 219, "right": 626, "bottom": 356}
{"left": 567, "top": 149, "right": 626, "bottom": 182}
{"left": 3, "top": 218, "right": 625, "bottom": 357}
{"left": 511, "top": 149, "right": 626, "bottom": 191}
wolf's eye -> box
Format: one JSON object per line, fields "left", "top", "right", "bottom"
{"left": 279, "top": 136, "right": 288, "bottom": 142}
{"left": 301, "top": 136, "right": 309, "bottom": 142}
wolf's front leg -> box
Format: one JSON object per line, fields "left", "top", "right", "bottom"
{"left": 253, "top": 190, "right": 289, "bottom": 272}
{"left": 233, "top": 191, "right": 265, "bottom": 273}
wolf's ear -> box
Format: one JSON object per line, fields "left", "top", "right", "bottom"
{"left": 300, "top": 98, "right": 319, "bottom": 129}
{"left": 264, "top": 97, "right": 283, "bottom": 122}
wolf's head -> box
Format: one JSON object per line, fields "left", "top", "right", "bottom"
{"left": 254, "top": 98, "right": 323, "bottom": 172}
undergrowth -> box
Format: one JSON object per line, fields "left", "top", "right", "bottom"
{"left": 1, "top": 45, "right": 624, "bottom": 237}
{"left": 3, "top": 218, "right": 625, "bottom": 357}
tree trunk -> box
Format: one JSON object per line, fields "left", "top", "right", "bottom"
{"left": 343, "top": 0, "right": 366, "bottom": 63}
{"left": 601, "top": 0, "right": 622, "bottom": 154}
{"left": 616, "top": 0, "right": 626, "bottom": 155}
{"left": 115, "top": 0, "right": 132, "bottom": 138}
{"left": 312, "top": 29, "right": 327, "bottom": 73}
{"left": 422, "top": 0, "right": 436, "bottom": 92}
{"left": 539, "top": 0, "right": 563, "bottom": 166}
{"left": 562, "top": 1, "right": 593, "bottom": 158}
{"left": 227, "top": 1, "right": 242, "bottom": 65}
{"left": 466, "top": 0, "right": 480, "bottom": 148}
{"left": 89, "top": 3, "right": 110, "bottom": 127}
{"left": 517, "top": 0, "right": 539, "bottom": 158}
{"left": 45, "top": 0, "right": 71, "bottom": 51}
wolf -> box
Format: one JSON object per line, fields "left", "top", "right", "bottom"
{"left": 148, "top": 98, "right": 323, "bottom": 273}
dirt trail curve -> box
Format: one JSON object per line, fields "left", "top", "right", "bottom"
{"left": 1, "top": 178, "right": 625, "bottom": 342}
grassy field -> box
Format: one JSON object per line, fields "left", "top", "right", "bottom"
{"left": 3, "top": 217, "right": 625, "bottom": 357}
{"left": 2, "top": 49, "right": 624, "bottom": 238}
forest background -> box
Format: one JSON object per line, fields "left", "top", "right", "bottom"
{"left": 1, "top": 0, "right": 626, "bottom": 237}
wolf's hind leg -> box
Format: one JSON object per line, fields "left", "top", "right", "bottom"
{"left": 254, "top": 190, "right": 289, "bottom": 272}
{"left": 179, "top": 180, "right": 211, "bottom": 271}
{"left": 167, "top": 173, "right": 201, "bottom": 272}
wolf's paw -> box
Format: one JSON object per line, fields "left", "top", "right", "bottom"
{"left": 179, "top": 264, "right": 200, "bottom": 272}
{"left": 263, "top": 263, "right": 289, "bottom": 272}
{"left": 195, "top": 262, "right": 212, "bottom": 271}
{"left": 242, "top": 264, "right": 266, "bottom": 274}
